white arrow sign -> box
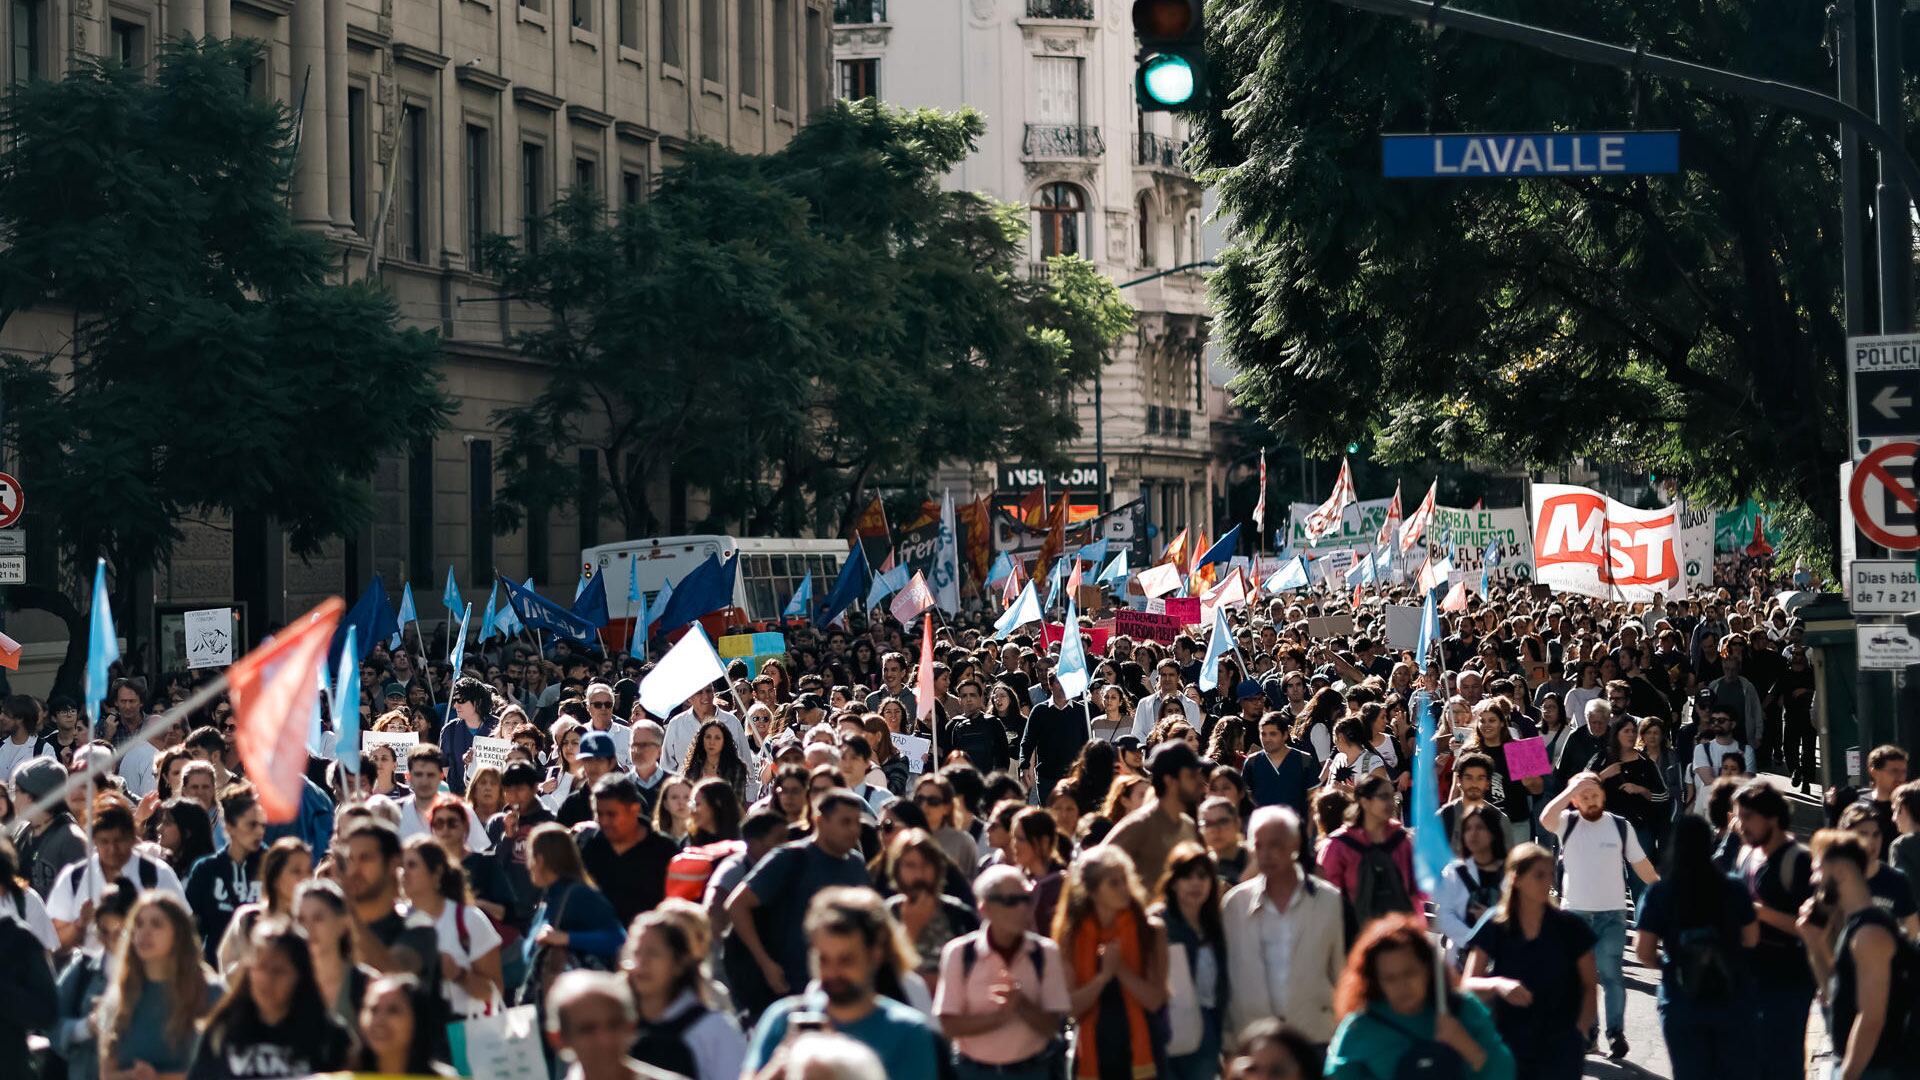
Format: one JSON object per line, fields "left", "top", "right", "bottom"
{"left": 1874, "top": 384, "right": 1914, "bottom": 420}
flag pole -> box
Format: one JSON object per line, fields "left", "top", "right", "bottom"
{"left": 23, "top": 674, "right": 233, "bottom": 824}
{"left": 412, "top": 619, "right": 437, "bottom": 710}
{"left": 925, "top": 611, "right": 939, "bottom": 771}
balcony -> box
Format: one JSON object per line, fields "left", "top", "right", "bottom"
{"left": 1135, "top": 131, "right": 1187, "bottom": 171}
{"left": 834, "top": 0, "right": 885, "bottom": 23}
{"left": 1026, "top": 0, "right": 1094, "bottom": 18}
{"left": 1023, "top": 123, "right": 1104, "bottom": 159}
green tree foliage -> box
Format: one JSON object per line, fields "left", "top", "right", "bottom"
{"left": 0, "top": 39, "right": 450, "bottom": 684}
{"left": 1194, "top": 0, "right": 1848, "bottom": 551}
{"left": 481, "top": 98, "right": 1134, "bottom": 540}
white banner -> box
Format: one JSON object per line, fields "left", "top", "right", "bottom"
{"left": 1530, "top": 483, "right": 1682, "bottom": 602}
{"left": 471, "top": 735, "right": 513, "bottom": 774}
{"left": 183, "top": 608, "right": 235, "bottom": 670}
{"left": 363, "top": 730, "right": 419, "bottom": 757}
{"left": 1285, "top": 497, "right": 1394, "bottom": 552}
{"left": 1425, "top": 505, "right": 1534, "bottom": 584}
{"left": 1678, "top": 501, "right": 1716, "bottom": 592}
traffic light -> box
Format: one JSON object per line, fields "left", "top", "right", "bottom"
{"left": 1134, "top": 0, "right": 1208, "bottom": 111}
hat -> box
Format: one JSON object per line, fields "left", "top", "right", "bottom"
{"left": 577, "top": 731, "right": 618, "bottom": 761}
{"left": 1113, "top": 735, "right": 1143, "bottom": 753}
{"left": 1147, "top": 740, "right": 1212, "bottom": 782}
{"left": 795, "top": 693, "right": 827, "bottom": 713}
{"left": 383, "top": 681, "right": 408, "bottom": 700}
{"left": 11, "top": 755, "right": 64, "bottom": 800}
{"left": 1235, "top": 679, "right": 1264, "bottom": 701}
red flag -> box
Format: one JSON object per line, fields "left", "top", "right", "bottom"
{"left": 1745, "top": 515, "right": 1774, "bottom": 558}
{"left": 1400, "top": 481, "right": 1437, "bottom": 553}
{"left": 231, "top": 597, "right": 344, "bottom": 823}
{"left": 1066, "top": 561, "right": 1083, "bottom": 598}
{"left": 916, "top": 611, "right": 936, "bottom": 724}
{"left": 1352, "top": 581, "right": 1364, "bottom": 611}
{"left": 1015, "top": 486, "right": 1048, "bottom": 528}
{"left": 1302, "top": 458, "right": 1357, "bottom": 541}
{"left": 1472, "top": 497, "right": 1484, "bottom": 510}
{"left": 1161, "top": 528, "right": 1189, "bottom": 568}
{"left": 1442, "top": 580, "right": 1469, "bottom": 612}
{"left": 0, "top": 630, "right": 21, "bottom": 671}
{"left": 1032, "top": 494, "right": 1070, "bottom": 585}
{"left": 1377, "top": 483, "right": 1403, "bottom": 548}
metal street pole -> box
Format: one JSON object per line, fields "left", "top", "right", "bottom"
{"left": 1873, "top": 0, "right": 1911, "bottom": 332}
{"left": 1838, "top": 0, "right": 1871, "bottom": 337}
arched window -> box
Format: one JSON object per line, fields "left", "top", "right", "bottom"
{"left": 1136, "top": 192, "right": 1154, "bottom": 267}
{"left": 1032, "top": 182, "right": 1085, "bottom": 259}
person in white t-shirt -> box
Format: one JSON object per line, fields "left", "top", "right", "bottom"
{"left": 1536, "top": 772, "right": 1658, "bottom": 1059}
{"left": 46, "top": 803, "right": 184, "bottom": 949}
{"left": 394, "top": 744, "right": 490, "bottom": 852}
{"left": 663, "top": 687, "right": 752, "bottom": 773}
{"left": 1689, "top": 706, "right": 1755, "bottom": 809}
{"left": 0, "top": 695, "right": 41, "bottom": 785}
{"left": 399, "top": 834, "right": 503, "bottom": 1018}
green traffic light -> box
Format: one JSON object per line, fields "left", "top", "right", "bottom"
{"left": 1346, "top": 442, "right": 1360, "bottom": 454}
{"left": 1140, "top": 54, "right": 1197, "bottom": 107}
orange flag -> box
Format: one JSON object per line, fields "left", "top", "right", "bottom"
{"left": 232, "top": 597, "right": 344, "bottom": 823}
{"left": 0, "top": 630, "right": 21, "bottom": 671}
{"left": 1032, "top": 494, "right": 1070, "bottom": 585}
{"left": 1161, "top": 528, "right": 1189, "bottom": 568}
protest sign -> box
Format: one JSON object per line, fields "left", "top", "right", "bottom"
{"left": 471, "top": 736, "right": 513, "bottom": 773}
{"left": 183, "top": 608, "right": 235, "bottom": 669}
{"left": 1115, "top": 609, "right": 1181, "bottom": 643}
{"left": 1678, "top": 501, "right": 1716, "bottom": 591}
{"left": 1531, "top": 483, "right": 1681, "bottom": 602}
{"left": 1163, "top": 597, "right": 1201, "bottom": 626}
{"left": 1284, "top": 497, "right": 1394, "bottom": 553}
{"left": 1503, "top": 736, "right": 1552, "bottom": 780}
{"left": 1043, "top": 622, "right": 1112, "bottom": 655}
{"left": 1425, "top": 506, "right": 1534, "bottom": 583}
{"left": 1305, "top": 614, "right": 1355, "bottom": 639}
{"left": 363, "top": 730, "right": 419, "bottom": 757}
{"left": 891, "top": 732, "right": 932, "bottom": 773}
{"left": 1383, "top": 604, "right": 1422, "bottom": 653}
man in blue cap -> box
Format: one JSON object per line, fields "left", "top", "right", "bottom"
{"left": 555, "top": 730, "right": 621, "bottom": 827}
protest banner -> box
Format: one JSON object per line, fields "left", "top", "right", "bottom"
{"left": 1163, "top": 597, "right": 1201, "bottom": 626}
{"left": 1284, "top": 497, "right": 1394, "bottom": 553}
{"left": 1043, "top": 622, "right": 1112, "bottom": 655}
{"left": 1531, "top": 483, "right": 1681, "bottom": 602}
{"left": 1305, "top": 614, "right": 1355, "bottom": 639}
{"left": 1383, "top": 604, "right": 1422, "bottom": 653}
{"left": 363, "top": 730, "right": 419, "bottom": 757}
{"left": 717, "top": 631, "right": 786, "bottom": 673}
{"left": 1678, "top": 501, "right": 1716, "bottom": 592}
{"left": 1503, "top": 737, "right": 1552, "bottom": 780}
{"left": 891, "top": 732, "right": 932, "bottom": 773}
{"left": 1425, "top": 505, "right": 1534, "bottom": 583}
{"left": 183, "top": 608, "right": 235, "bottom": 669}
{"left": 1713, "top": 500, "right": 1765, "bottom": 553}
{"left": 1115, "top": 609, "right": 1181, "bottom": 643}
{"left": 471, "top": 736, "right": 513, "bottom": 773}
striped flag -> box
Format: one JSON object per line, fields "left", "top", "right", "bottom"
{"left": 1399, "top": 480, "right": 1437, "bottom": 553}
{"left": 1378, "top": 482, "right": 1403, "bottom": 548}
{"left": 233, "top": 598, "right": 344, "bottom": 823}
{"left": 1252, "top": 449, "right": 1268, "bottom": 534}
{"left": 1301, "top": 458, "right": 1356, "bottom": 542}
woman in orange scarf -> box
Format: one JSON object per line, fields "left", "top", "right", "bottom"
{"left": 1052, "top": 846, "right": 1170, "bottom": 1080}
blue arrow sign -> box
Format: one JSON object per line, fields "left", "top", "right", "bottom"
{"left": 1383, "top": 131, "right": 1679, "bottom": 179}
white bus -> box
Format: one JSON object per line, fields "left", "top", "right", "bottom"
{"left": 579, "top": 534, "right": 849, "bottom": 630}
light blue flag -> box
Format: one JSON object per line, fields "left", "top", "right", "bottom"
{"left": 1415, "top": 586, "right": 1443, "bottom": 671}
{"left": 993, "top": 581, "right": 1042, "bottom": 640}
{"left": 986, "top": 551, "right": 1015, "bottom": 586}
{"left": 309, "top": 654, "right": 330, "bottom": 757}
{"left": 631, "top": 578, "right": 672, "bottom": 662}
{"left": 84, "top": 558, "right": 120, "bottom": 725}
{"left": 1264, "top": 557, "right": 1310, "bottom": 593}
{"left": 1097, "top": 549, "right": 1130, "bottom": 586}
{"left": 442, "top": 565, "right": 462, "bottom": 619}
{"left": 1345, "top": 552, "right": 1375, "bottom": 586}
{"left": 866, "top": 563, "right": 909, "bottom": 608}
{"left": 627, "top": 558, "right": 641, "bottom": 606}
{"left": 933, "top": 490, "right": 961, "bottom": 615}
{"left": 392, "top": 582, "right": 418, "bottom": 649}
{"left": 1044, "top": 560, "right": 1067, "bottom": 611}
{"left": 478, "top": 581, "right": 500, "bottom": 644}
{"left": 1056, "top": 598, "right": 1091, "bottom": 700}
{"left": 494, "top": 597, "right": 523, "bottom": 639}
{"left": 1411, "top": 668, "right": 1453, "bottom": 893}
{"left": 448, "top": 602, "right": 472, "bottom": 675}
{"left": 783, "top": 573, "right": 814, "bottom": 618}
{"left": 1074, "top": 539, "right": 1109, "bottom": 567}
{"left": 332, "top": 627, "right": 362, "bottom": 772}
{"left": 1198, "top": 603, "right": 1234, "bottom": 692}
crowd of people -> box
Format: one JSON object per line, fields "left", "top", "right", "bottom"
{"left": 0, "top": 573, "right": 1915, "bottom": 1080}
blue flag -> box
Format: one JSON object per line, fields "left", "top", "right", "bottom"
{"left": 574, "top": 570, "right": 589, "bottom": 601}
{"left": 84, "top": 558, "right": 120, "bottom": 725}
{"left": 1264, "top": 557, "right": 1310, "bottom": 593}
{"left": 1198, "top": 604, "right": 1234, "bottom": 692}
{"left": 333, "top": 574, "right": 397, "bottom": 670}
{"left": 573, "top": 571, "right": 611, "bottom": 630}
{"left": 500, "top": 576, "right": 603, "bottom": 645}
{"left": 819, "top": 545, "right": 869, "bottom": 627}
{"left": 332, "top": 627, "right": 362, "bottom": 772}
{"left": 1097, "top": 549, "right": 1130, "bottom": 586}
{"left": 478, "top": 581, "right": 500, "bottom": 644}
{"left": 627, "top": 558, "right": 641, "bottom": 605}
{"left": 1196, "top": 525, "right": 1241, "bottom": 569}
{"left": 449, "top": 603, "right": 473, "bottom": 675}
{"left": 1411, "top": 667, "right": 1452, "bottom": 894}
{"left": 1415, "top": 586, "right": 1443, "bottom": 671}
{"left": 783, "top": 573, "right": 814, "bottom": 619}
{"left": 655, "top": 552, "right": 738, "bottom": 634}
{"left": 392, "top": 582, "right": 418, "bottom": 649}
{"left": 442, "top": 565, "right": 462, "bottom": 620}
{"left": 1483, "top": 540, "right": 1503, "bottom": 568}
{"left": 1074, "top": 539, "right": 1109, "bottom": 567}
{"left": 1043, "top": 559, "right": 1067, "bottom": 611}
{"left": 630, "top": 576, "right": 668, "bottom": 662}
{"left": 985, "top": 551, "right": 1014, "bottom": 587}
{"left": 866, "top": 562, "right": 909, "bottom": 609}
{"left": 309, "top": 653, "right": 330, "bottom": 757}
{"left": 1056, "top": 598, "right": 1090, "bottom": 700}
{"left": 993, "top": 581, "right": 1042, "bottom": 640}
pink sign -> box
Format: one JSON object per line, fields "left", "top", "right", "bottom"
{"left": 1042, "top": 622, "right": 1112, "bottom": 655}
{"left": 1163, "top": 597, "right": 1201, "bottom": 626}
{"left": 1503, "top": 736, "right": 1552, "bottom": 780}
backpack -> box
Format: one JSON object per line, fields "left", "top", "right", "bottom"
{"left": 1336, "top": 830, "right": 1414, "bottom": 926}
{"left": 1369, "top": 996, "right": 1467, "bottom": 1080}
{"left": 65, "top": 854, "right": 157, "bottom": 908}
{"left": 1558, "top": 811, "right": 1630, "bottom": 852}
{"left": 631, "top": 1002, "right": 707, "bottom": 1079}
{"left": 1842, "top": 907, "right": 1920, "bottom": 1056}
{"left": 1665, "top": 923, "right": 1736, "bottom": 1003}
{"left": 958, "top": 932, "right": 1050, "bottom": 986}
{"left": 665, "top": 840, "right": 744, "bottom": 903}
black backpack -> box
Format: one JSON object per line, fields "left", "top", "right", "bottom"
{"left": 1665, "top": 924, "right": 1736, "bottom": 1003}
{"left": 1336, "top": 830, "right": 1414, "bottom": 926}
{"left": 630, "top": 1002, "right": 706, "bottom": 1079}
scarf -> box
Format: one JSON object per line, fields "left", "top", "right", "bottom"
{"left": 1068, "top": 908, "right": 1156, "bottom": 1079}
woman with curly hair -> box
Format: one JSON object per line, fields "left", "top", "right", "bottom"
{"left": 683, "top": 718, "right": 753, "bottom": 800}
{"left": 1054, "top": 846, "right": 1168, "bottom": 1080}
{"left": 1325, "top": 914, "right": 1514, "bottom": 1080}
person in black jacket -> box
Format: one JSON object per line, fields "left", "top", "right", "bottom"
{"left": 1020, "top": 674, "right": 1090, "bottom": 799}
{"left": 184, "top": 782, "right": 267, "bottom": 962}
{"left": 575, "top": 773, "right": 680, "bottom": 927}
{"left": 943, "top": 679, "right": 1011, "bottom": 776}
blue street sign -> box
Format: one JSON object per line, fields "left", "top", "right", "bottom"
{"left": 1382, "top": 131, "right": 1679, "bottom": 179}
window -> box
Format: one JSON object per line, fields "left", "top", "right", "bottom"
{"left": 1032, "top": 57, "right": 1082, "bottom": 126}
{"left": 466, "top": 125, "right": 490, "bottom": 257}
{"left": 572, "top": 0, "right": 591, "bottom": 30}
{"left": 399, "top": 105, "right": 428, "bottom": 262}
{"left": 804, "top": 5, "right": 823, "bottom": 112}
{"left": 523, "top": 0, "right": 543, "bottom": 13}
{"left": 1032, "top": 182, "right": 1084, "bottom": 259}
{"left": 521, "top": 141, "right": 545, "bottom": 253}
{"left": 408, "top": 440, "right": 435, "bottom": 586}
{"left": 621, "top": 167, "right": 646, "bottom": 205}
{"left": 243, "top": 53, "right": 268, "bottom": 99}
{"left": 738, "top": 0, "right": 758, "bottom": 96}
{"left": 700, "top": 0, "right": 721, "bottom": 81}
{"left": 661, "top": 0, "right": 682, "bottom": 65}
{"left": 771, "top": 0, "right": 790, "bottom": 109}
{"left": 347, "top": 88, "right": 368, "bottom": 233}
{"left": 9, "top": 0, "right": 41, "bottom": 84}
{"left": 577, "top": 449, "right": 601, "bottom": 550}
{"left": 619, "top": 0, "right": 639, "bottom": 48}
{"left": 837, "top": 58, "right": 877, "bottom": 100}
{"left": 469, "top": 440, "right": 493, "bottom": 586}
{"left": 109, "top": 19, "right": 145, "bottom": 68}
{"left": 574, "top": 156, "right": 597, "bottom": 194}
{"left": 1136, "top": 192, "right": 1153, "bottom": 267}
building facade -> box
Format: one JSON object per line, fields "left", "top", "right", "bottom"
{"left": 0, "top": 0, "right": 829, "bottom": 677}
{"left": 832, "top": 0, "right": 1213, "bottom": 543}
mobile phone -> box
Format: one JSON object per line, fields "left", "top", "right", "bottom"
{"left": 787, "top": 1011, "right": 830, "bottom": 1036}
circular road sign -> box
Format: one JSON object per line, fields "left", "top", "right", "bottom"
{"left": 0, "top": 472, "right": 25, "bottom": 530}
{"left": 1849, "top": 441, "right": 1920, "bottom": 550}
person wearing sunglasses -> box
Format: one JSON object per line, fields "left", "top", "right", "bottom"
{"left": 932, "top": 865, "right": 1070, "bottom": 1080}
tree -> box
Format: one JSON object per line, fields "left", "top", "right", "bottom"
{"left": 1194, "top": 0, "right": 1850, "bottom": 556}
{"left": 482, "top": 98, "right": 1134, "bottom": 541}
{"left": 0, "top": 40, "right": 451, "bottom": 692}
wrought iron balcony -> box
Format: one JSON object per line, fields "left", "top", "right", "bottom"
{"left": 1023, "top": 123, "right": 1104, "bottom": 158}
{"left": 1027, "top": 0, "right": 1094, "bottom": 18}
{"left": 1135, "top": 131, "right": 1188, "bottom": 170}
{"left": 834, "top": 0, "right": 885, "bottom": 24}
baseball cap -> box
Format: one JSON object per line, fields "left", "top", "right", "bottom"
{"left": 1235, "top": 679, "right": 1264, "bottom": 701}
{"left": 11, "top": 755, "right": 64, "bottom": 801}
{"left": 383, "top": 681, "right": 408, "bottom": 700}
{"left": 795, "top": 693, "right": 827, "bottom": 713}
{"left": 1114, "top": 735, "right": 1143, "bottom": 753}
{"left": 578, "top": 731, "right": 618, "bottom": 762}
{"left": 1147, "top": 741, "right": 1213, "bottom": 782}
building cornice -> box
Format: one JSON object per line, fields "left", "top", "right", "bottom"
{"left": 567, "top": 104, "right": 615, "bottom": 128}
{"left": 615, "top": 120, "right": 660, "bottom": 143}
{"left": 393, "top": 43, "right": 452, "bottom": 71}
{"left": 345, "top": 23, "right": 389, "bottom": 50}
{"left": 454, "top": 65, "right": 512, "bottom": 92}
{"left": 234, "top": 0, "right": 293, "bottom": 17}
{"left": 513, "top": 87, "right": 566, "bottom": 112}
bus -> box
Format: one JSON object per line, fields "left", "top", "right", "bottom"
{"left": 579, "top": 535, "right": 849, "bottom": 643}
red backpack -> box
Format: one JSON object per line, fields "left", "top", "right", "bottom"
{"left": 665, "top": 840, "right": 745, "bottom": 903}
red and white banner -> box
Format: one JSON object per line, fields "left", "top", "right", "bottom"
{"left": 1399, "top": 481, "right": 1437, "bottom": 553}
{"left": 1301, "top": 459, "right": 1357, "bottom": 542}
{"left": 1530, "top": 483, "right": 1681, "bottom": 602}
{"left": 1377, "top": 483, "right": 1403, "bottom": 549}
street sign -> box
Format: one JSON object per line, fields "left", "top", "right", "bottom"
{"left": 0, "top": 473, "right": 24, "bottom": 531}
{"left": 1849, "top": 559, "right": 1920, "bottom": 613}
{"left": 1859, "top": 624, "right": 1920, "bottom": 669}
{"left": 1848, "top": 441, "right": 1920, "bottom": 550}
{"left": 1381, "top": 131, "right": 1679, "bottom": 179}
{"left": 0, "top": 556, "right": 24, "bottom": 585}
{"left": 1849, "top": 333, "right": 1920, "bottom": 456}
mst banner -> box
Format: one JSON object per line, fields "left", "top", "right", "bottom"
{"left": 1530, "top": 483, "right": 1682, "bottom": 602}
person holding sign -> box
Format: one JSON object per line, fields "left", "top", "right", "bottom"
{"left": 437, "top": 678, "right": 497, "bottom": 795}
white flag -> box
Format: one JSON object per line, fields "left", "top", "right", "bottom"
{"left": 932, "top": 490, "right": 961, "bottom": 615}
{"left": 889, "top": 571, "right": 936, "bottom": 626}
{"left": 638, "top": 624, "right": 727, "bottom": 720}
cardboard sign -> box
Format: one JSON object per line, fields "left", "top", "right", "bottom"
{"left": 1305, "top": 614, "right": 1355, "bottom": 640}
{"left": 1076, "top": 584, "right": 1106, "bottom": 611}
{"left": 1163, "top": 597, "right": 1201, "bottom": 626}
{"left": 1115, "top": 609, "right": 1181, "bottom": 644}
{"left": 1383, "top": 604, "right": 1422, "bottom": 654}
{"left": 891, "top": 732, "right": 932, "bottom": 774}
{"left": 363, "top": 730, "right": 419, "bottom": 758}
{"left": 1043, "top": 622, "right": 1112, "bottom": 655}
{"left": 183, "top": 607, "right": 235, "bottom": 669}
{"left": 471, "top": 735, "right": 513, "bottom": 773}
{"left": 1503, "top": 736, "right": 1552, "bottom": 780}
